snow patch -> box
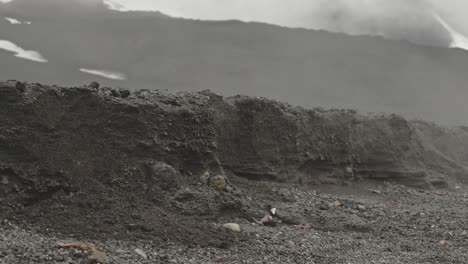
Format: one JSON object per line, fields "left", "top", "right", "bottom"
{"left": 79, "top": 68, "right": 127, "bottom": 80}
{"left": 433, "top": 12, "right": 468, "bottom": 51}
{"left": 5, "top": 17, "right": 21, "bottom": 24}
{"left": 103, "top": 0, "right": 128, "bottom": 11}
{"left": 4, "top": 17, "right": 32, "bottom": 25}
{"left": 0, "top": 40, "right": 48, "bottom": 62}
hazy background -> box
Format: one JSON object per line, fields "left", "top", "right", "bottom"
{"left": 105, "top": 0, "right": 468, "bottom": 47}
{"left": 1, "top": 0, "right": 468, "bottom": 126}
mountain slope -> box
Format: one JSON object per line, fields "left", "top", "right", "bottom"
{"left": 1, "top": 0, "right": 468, "bottom": 125}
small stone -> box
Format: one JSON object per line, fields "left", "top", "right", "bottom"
{"left": 89, "top": 251, "right": 108, "bottom": 264}
{"left": 15, "top": 81, "right": 25, "bottom": 92}
{"left": 439, "top": 240, "right": 449, "bottom": 246}
{"left": 333, "top": 201, "right": 342, "bottom": 207}
{"left": 119, "top": 89, "right": 131, "bottom": 98}
{"left": 208, "top": 175, "right": 227, "bottom": 190}
{"left": 286, "top": 241, "right": 295, "bottom": 247}
{"left": 110, "top": 90, "right": 120, "bottom": 97}
{"left": 141, "top": 162, "right": 181, "bottom": 191}
{"left": 199, "top": 170, "right": 210, "bottom": 184}
{"left": 88, "top": 82, "right": 100, "bottom": 89}
{"left": 461, "top": 231, "right": 467, "bottom": 236}
{"left": 1, "top": 176, "right": 8, "bottom": 185}
{"left": 222, "top": 223, "right": 240, "bottom": 232}
{"left": 134, "top": 248, "right": 148, "bottom": 259}
{"left": 357, "top": 205, "right": 366, "bottom": 211}
{"left": 318, "top": 204, "right": 329, "bottom": 210}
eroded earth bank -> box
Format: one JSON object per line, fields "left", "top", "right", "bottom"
{"left": 1, "top": 81, "right": 468, "bottom": 263}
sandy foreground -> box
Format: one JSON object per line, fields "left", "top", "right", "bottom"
{"left": 2, "top": 180, "right": 467, "bottom": 264}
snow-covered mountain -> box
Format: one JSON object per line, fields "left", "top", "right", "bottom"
{"left": 1, "top": 0, "right": 468, "bottom": 125}
{"left": 103, "top": 0, "right": 468, "bottom": 51}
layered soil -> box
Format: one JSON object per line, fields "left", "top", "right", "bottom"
{"left": 1, "top": 81, "right": 468, "bottom": 263}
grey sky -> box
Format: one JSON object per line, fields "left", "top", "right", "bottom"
{"left": 106, "top": 0, "right": 468, "bottom": 46}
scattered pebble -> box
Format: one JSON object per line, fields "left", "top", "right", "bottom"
{"left": 334, "top": 201, "right": 343, "bottom": 207}
{"left": 90, "top": 250, "right": 108, "bottom": 264}
{"left": 222, "top": 223, "right": 240, "bottom": 232}
{"left": 134, "top": 248, "right": 148, "bottom": 259}
{"left": 1, "top": 176, "right": 8, "bottom": 185}
{"left": 357, "top": 205, "right": 366, "bottom": 211}
{"left": 439, "top": 240, "right": 450, "bottom": 246}
{"left": 208, "top": 175, "right": 227, "bottom": 190}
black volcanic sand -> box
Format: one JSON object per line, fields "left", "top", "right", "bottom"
{"left": 1, "top": 179, "right": 468, "bottom": 264}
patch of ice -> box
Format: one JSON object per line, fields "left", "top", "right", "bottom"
{"left": 79, "top": 68, "right": 127, "bottom": 80}
{"left": 433, "top": 12, "right": 468, "bottom": 51}
{"left": 0, "top": 40, "right": 48, "bottom": 62}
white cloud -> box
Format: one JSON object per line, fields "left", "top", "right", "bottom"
{"left": 107, "top": 0, "right": 468, "bottom": 49}
{"left": 0, "top": 40, "right": 48, "bottom": 62}
{"left": 79, "top": 68, "right": 127, "bottom": 80}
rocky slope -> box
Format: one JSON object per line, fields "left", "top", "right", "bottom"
{"left": 1, "top": 81, "right": 468, "bottom": 263}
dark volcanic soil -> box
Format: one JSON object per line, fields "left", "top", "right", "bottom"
{"left": 1, "top": 81, "right": 468, "bottom": 263}
{"left": 2, "top": 182, "right": 468, "bottom": 263}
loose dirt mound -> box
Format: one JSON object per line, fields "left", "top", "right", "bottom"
{"left": 0, "top": 81, "right": 467, "bottom": 247}
{"left": 0, "top": 81, "right": 244, "bottom": 246}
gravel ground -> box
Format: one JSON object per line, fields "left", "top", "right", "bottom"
{"left": 2, "top": 181, "right": 468, "bottom": 264}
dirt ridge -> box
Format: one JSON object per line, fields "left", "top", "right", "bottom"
{"left": 1, "top": 80, "right": 468, "bottom": 247}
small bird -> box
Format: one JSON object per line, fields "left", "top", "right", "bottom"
{"left": 267, "top": 204, "right": 277, "bottom": 216}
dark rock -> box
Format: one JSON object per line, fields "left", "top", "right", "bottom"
{"left": 275, "top": 212, "right": 303, "bottom": 225}
{"left": 88, "top": 82, "right": 100, "bottom": 89}
{"left": 15, "top": 82, "right": 26, "bottom": 93}
{"left": 141, "top": 162, "right": 181, "bottom": 191}
{"left": 110, "top": 89, "right": 120, "bottom": 97}
{"left": 119, "top": 89, "right": 130, "bottom": 98}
